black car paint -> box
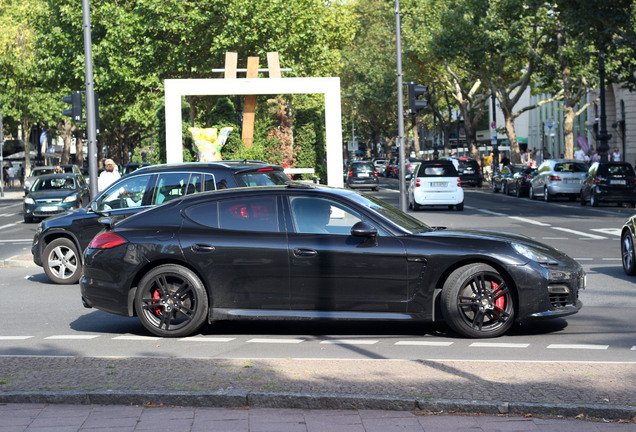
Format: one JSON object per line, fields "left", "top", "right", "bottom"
{"left": 81, "top": 186, "right": 583, "bottom": 335}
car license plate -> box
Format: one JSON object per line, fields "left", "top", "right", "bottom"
{"left": 564, "top": 179, "right": 579, "bottom": 184}
{"left": 358, "top": 172, "right": 369, "bottom": 177}
{"left": 430, "top": 182, "right": 447, "bottom": 187}
{"left": 40, "top": 206, "right": 58, "bottom": 212}
{"left": 610, "top": 179, "right": 626, "bottom": 185}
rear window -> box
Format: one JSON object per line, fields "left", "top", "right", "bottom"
{"left": 554, "top": 162, "right": 587, "bottom": 173}
{"left": 234, "top": 170, "right": 290, "bottom": 187}
{"left": 351, "top": 163, "right": 374, "bottom": 173}
{"left": 600, "top": 163, "right": 635, "bottom": 176}
{"left": 417, "top": 163, "right": 458, "bottom": 177}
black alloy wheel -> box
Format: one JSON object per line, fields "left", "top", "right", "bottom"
{"left": 43, "top": 238, "right": 82, "bottom": 284}
{"left": 441, "top": 263, "right": 515, "bottom": 338}
{"left": 135, "top": 264, "right": 209, "bottom": 337}
{"left": 621, "top": 230, "right": 636, "bottom": 275}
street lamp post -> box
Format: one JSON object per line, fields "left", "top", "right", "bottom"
{"left": 596, "top": 51, "right": 612, "bottom": 162}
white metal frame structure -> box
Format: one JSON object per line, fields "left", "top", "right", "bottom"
{"left": 164, "top": 77, "right": 343, "bottom": 187}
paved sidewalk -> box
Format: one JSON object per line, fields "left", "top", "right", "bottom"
{"left": 3, "top": 403, "right": 634, "bottom": 432}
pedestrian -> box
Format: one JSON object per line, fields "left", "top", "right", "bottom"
{"left": 2, "top": 166, "right": 9, "bottom": 188}
{"left": 612, "top": 147, "right": 621, "bottom": 161}
{"left": 574, "top": 146, "right": 586, "bottom": 162}
{"left": 55, "top": 164, "right": 63, "bottom": 173}
{"left": 500, "top": 153, "right": 510, "bottom": 168}
{"left": 98, "top": 159, "right": 121, "bottom": 191}
{"left": 7, "top": 165, "right": 15, "bottom": 187}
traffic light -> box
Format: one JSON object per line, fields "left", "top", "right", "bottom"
{"left": 62, "top": 91, "right": 83, "bottom": 121}
{"left": 407, "top": 82, "right": 428, "bottom": 115}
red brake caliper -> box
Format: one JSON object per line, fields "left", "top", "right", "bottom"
{"left": 152, "top": 289, "right": 162, "bottom": 315}
{"left": 491, "top": 281, "right": 505, "bottom": 310}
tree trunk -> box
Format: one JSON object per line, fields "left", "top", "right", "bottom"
{"left": 562, "top": 105, "right": 575, "bottom": 159}
{"left": 504, "top": 115, "right": 521, "bottom": 164}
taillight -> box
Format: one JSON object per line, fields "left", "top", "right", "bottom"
{"left": 549, "top": 175, "right": 561, "bottom": 182}
{"left": 374, "top": 171, "right": 378, "bottom": 177}
{"left": 415, "top": 179, "right": 421, "bottom": 187}
{"left": 257, "top": 168, "right": 274, "bottom": 172}
{"left": 457, "top": 178, "right": 462, "bottom": 187}
{"left": 596, "top": 176, "right": 604, "bottom": 185}
{"left": 89, "top": 232, "right": 127, "bottom": 249}
{"left": 348, "top": 171, "right": 353, "bottom": 177}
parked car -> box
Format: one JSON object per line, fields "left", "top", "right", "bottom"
{"left": 529, "top": 159, "right": 588, "bottom": 201}
{"left": 384, "top": 159, "right": 397, "bottom": 177}
{"left": 580, "top": 161, "right": 636, "bottom": 207}
{"left": 506, "top": 165, "right": 535, "bottom": 197}
{"left": 345, "top": 161, "right": 379, "bottom": 190}
{"left": 408, "top": 160, "right": 464, "bottom": 211}
{"left": 122, "top": 162, "right": 151, "bottom": 176}
{"left": 621, "top": 214, "right": 636, "bottom": 275}
{"left": 441, "top": 157, "right": 482, "bottom": 187}
{"left": 404, "top": 158, "right": 423, "bottom": 180}
{"left": 24, "top": 165, "right": 83, "bottom": 192}
{"left": 81, "top": 184, "right": 584, "bottom": 339}
{"left": 373, "top": 159, "right": 387, "bottom": 174}
{"left": 31, "top": 160, "right": 291, "bottom": 285}
{"left": 23, "top": 173, "right": 90, "bottom": 223}
{"left": 492, "top": 164, "right": 520, "bottom": 193}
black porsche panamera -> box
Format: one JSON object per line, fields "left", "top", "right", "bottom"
{"left": 80, "top": 184, "right": 584, "bottom": 339}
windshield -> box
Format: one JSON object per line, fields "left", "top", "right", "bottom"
{"left": 349, "top": 192, "right": 432, "bottom": 234}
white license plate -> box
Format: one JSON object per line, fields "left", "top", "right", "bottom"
{"left": 564, "top": 179, "right": 579, "bottom": 184}
{"left": 430, "top": 182, "right": 448, "bottom": 187}
{"left": 610, "top": 179, "right": 626, "bottom": 185}
{"left": 40, "top": 206, "right": 58, "bottom": 212}
{"left": 358, "top": 172, "right": 369, "bottom": 177}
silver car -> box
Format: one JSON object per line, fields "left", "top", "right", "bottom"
{"left": 529, "top": 159, "right": 588, "bottom": 201}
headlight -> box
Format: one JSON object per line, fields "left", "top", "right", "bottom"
{"left": 511, "top": 243, "right": 558, "bottom": 265}
{"left": 24, "top": 197, "right": 35, "bottom": 205}
{"left": 63, "top": 194, "right": 78, "bottom": 203}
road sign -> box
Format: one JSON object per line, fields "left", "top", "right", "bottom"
{"left": 491, "top": 121, "right": 496, "bottom": 129}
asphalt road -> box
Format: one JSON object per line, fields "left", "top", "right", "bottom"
{"left": 0, "top": 180, "right": 634, "bottom": 364}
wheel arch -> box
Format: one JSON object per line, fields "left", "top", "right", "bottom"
{"left": 41, "top": 230, "right": 83, "bottom": 262}
{"left": 432, "top": 258, "right": 520, "bottom": 322}
{"left": 126, "top": 258, "right": 211, "bottom": 318}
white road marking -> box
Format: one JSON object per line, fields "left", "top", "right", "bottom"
{"left": 591, "top": 228, "right": 622, "bottom": 237}
{"left": 508, "top": 216, "right": 550, "bottom": 226}
{"left": 112, "top": 335, "right": 162, "bottom": 341}
{"left": 320, "top": 339, "right": 378, "bottom": 345}
{"left": 0, "top": 238, "right": 33, "bottom": 242}
{"left": 395, "top": 341, "right": 453, "bottom": 347}
{"left": 0, "top": 222, "right": 19, "bottom": 231}
{"left": 547, "top": 344, "right": 609, "bottom": 350}
{"left": 0, "top": 213, "right": 21, "bottom": 217}
{"left": 247, "top": 338, "right": 305, "bottom": 344}
{"left": 44, "top": 335, "right": 101, "bottom": 340}
{"left": 477, "top": 209, "right": 507, "bottom": 217}
{"left": 470, "top": 342, "right": 530, "bottom": 348}
{"left": 550, "top": 227, "right": 607, "bottom": 240}
{"left": 0, "top": 336, "right": 34, "bottom": 340}
{"left": 602, "top": 258, "right": 621, "bottom": 261}
{"left": 179, "top": 337, "right": 235, "bottom": 342}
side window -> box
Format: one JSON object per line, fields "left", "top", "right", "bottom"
{"left": 97, "top": 175, "right": 153, "bottom": 211}
{"left": 290, "top": 197, "right": 362, "bottom": 235}
{"left": 218, "top": 196, "right": 278, "bottom": 232}
{"left": 203, "top": 173, "right": 218, "bottom": 191}
{"left": 183, "top": 202, "right": 219, "bottom": 228}
{"left": 152, "top": 172, "right": 191, "bottom": 205}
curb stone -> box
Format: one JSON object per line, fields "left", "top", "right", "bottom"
{"left": 0, "top": 390, "right": 634, "bottom": 420}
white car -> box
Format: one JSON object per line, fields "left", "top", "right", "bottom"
{"left": 408, "top": 160, "right": 464, "bottom": 211}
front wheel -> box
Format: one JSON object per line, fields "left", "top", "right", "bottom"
{"left": 543, "top": 187, "right": 552, "bottom": 202}
{"left": 529, "top": 186, "right": 536, "bottom": 200}
{"left": 621, "top": 230, "right": 636, "bottom": 275}
{"left": 135, "top": 264, "right": 209, "bottom": 337}
{"left": 43, "top": 238, "right": 82, "bottom": 284}
{"left": 590, "top": 191, "right": 599, "bottom": 207}
{"left": 441, "top": 264, "right": 515, "bottom": 338}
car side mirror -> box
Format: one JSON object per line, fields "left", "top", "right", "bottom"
{"left": 351, "top": 221, "right": 377, "bottom": 238}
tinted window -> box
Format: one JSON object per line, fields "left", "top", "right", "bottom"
{"left": 554, "top": 162, "right": 587, "bottom": 173}
{"left": 290, "top": 196, "right": 362, "bottom": 235}
{"left": 234, "top": 170, "right": 290, "bottom": 187}
{"left": 218, "top": 196, "right": 278, "bottom": 232}
{"left": 351, "top": 163, "right": 374, "bottom": 173}
{"left": 184, "top": 202, "right": 219, "bottom": 228}
{"left": 418, "top": 164, "right": 457, "bottom": 177}
{"left": 601, "top": 164, "right": 635, "bottom": 176}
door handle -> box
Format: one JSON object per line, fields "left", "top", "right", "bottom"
{"left": 191, "top": 244, "right": 215, "bottom": 253}
{"left": 293, "top": 248, "right": 318, "bottom": 257}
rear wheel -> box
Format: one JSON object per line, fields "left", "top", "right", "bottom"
{"left": 515, "top": 185, "right": 521, "bottom": 198}
{"left": 135, "top": 264, "right": 209, "bottom": 337}
{"left": 492, "top": 181, "right": 498, "bottom": 193}
{"left": 543, "top": 187, "right": 552, "bottom": 202}
{"left": 441, "top": 264, "right": 515, "bottom": 338}
{"left": 590, "top": 191, "right": 599, "bottom": 207}
{"left": 580, "top": 192, "right": 586, "bottom": 206}
{"left": 621, "top": 230, "right": 636, "bottom": 275}
{"left": 43, "top": 238, "right": 82, "bottom": 284}
{"left": 455, "top": 202, "right": 464, "bottom": 211}
{"left": 529, "top": 186, "right": 536, "bottom": 200}
{"left": 23, "top": 215, "right": 33, "bottom": 223}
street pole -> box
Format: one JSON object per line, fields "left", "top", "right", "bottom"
{"left": 0, "top": 112, "right": 4, "bottom": 197}
{"left": 82, "top": 0, "right": 99, "bottom": 199}
{"left": 395, "top": 0, "right": 407, "bottom": 212}
{"left": 596, "top": 51, "right": 612, "bottom": 162}
{"left": 491, "top": 93, "right": 499, "bottom": 172}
